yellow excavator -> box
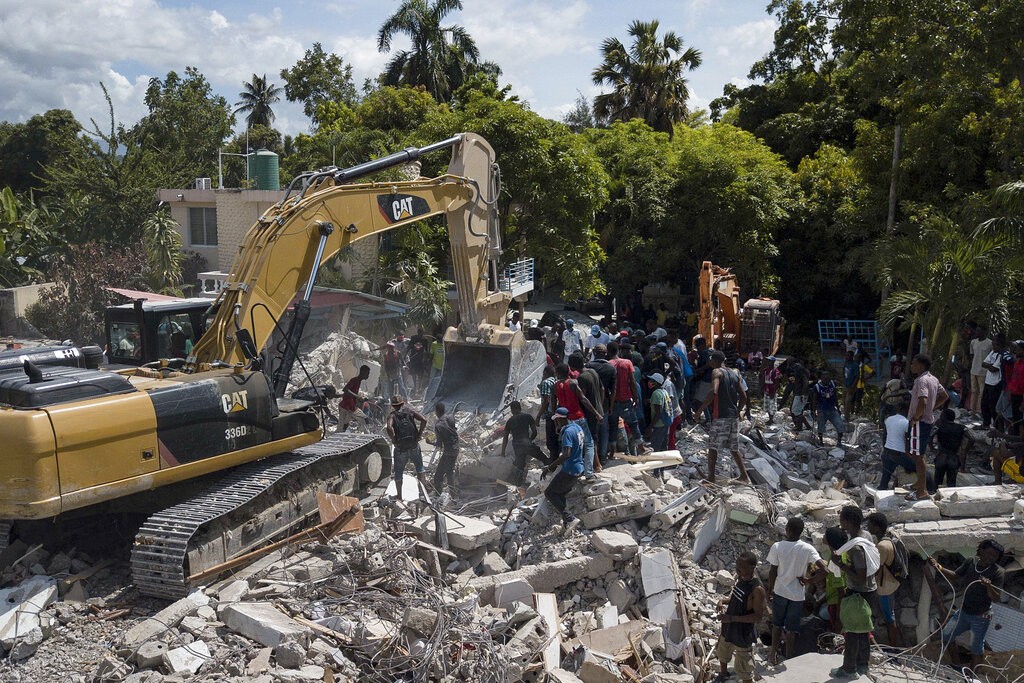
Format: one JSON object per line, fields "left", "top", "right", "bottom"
{"left": 0, "top": 133, "right": 545, "bottom": 598}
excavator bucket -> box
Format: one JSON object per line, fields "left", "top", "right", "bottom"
{"left": 429, "top": 333, "right": 547, "bottom": 414}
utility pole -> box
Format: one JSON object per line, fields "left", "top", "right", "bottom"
{"left": 880, "top": 123, "right": 902, "bottom": 304}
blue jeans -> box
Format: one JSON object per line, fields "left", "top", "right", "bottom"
{"left": 880, "top": 448, "right": 916, "bottom": 489}
{"left": 942, "top": 610, "right": 991, "bottom": 656}
{"left": 572, "top": 417, "right": 596, "bottom": 475}
{"left": 594, "top": 412, "right": 609, "bottom": 462}
{"left": 818, "top": 408, "right": 845, "bottom": 441}
{"left": 650, "top": 424, "right": 669, "bottom": 452}
{"left": 611, "top": 401, "right": 642, "bottom": 454}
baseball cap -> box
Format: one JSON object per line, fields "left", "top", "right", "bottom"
{"left": 566, "top": 318, "right": 575, "bottom": 326}
{"left": 619, "top": 330, "right": 629, "bottom": 337}
{"left": 591, "top": 324, "right": 601, "bottom": 334}
{"left": 656, "top": 342, "right": 668, "bottom": 350}
{"left": 648, "top": 372, "right": 665, "bottom": 384}
{"left": 554, "top": 407, "right": 570, "bottom": 419}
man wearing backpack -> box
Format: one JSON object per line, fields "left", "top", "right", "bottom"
{"left": 386, "top": 395, "right": 427, "bottom": 500}
{"left": 867, "top": 512, "right": 905, "bottom": 647}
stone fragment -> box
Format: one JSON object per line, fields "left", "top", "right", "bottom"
{"left": 591, "top": 529, "right": 639, "bottom": 560}
{"left": 221, "top": 602, "right": 311, "bottom": 649}
{"left": 8, "top": 626, "right": 44, "bottom": 661}
{"left": 494, "top": 578, "right": 534, "bottom": 608}
{"left": 781, "top": 473, "right": 812, "bottom": 493}
{"left": 63, "top": 581, "right": 88, "bottom": 603}
{"left": 606, "top": 579, "right": 635, "bottom": 611}
{"left": 715, "top": 570, "right": 735, "bottom": 588}
{"left": 550, "top": 669, "right": 586, "bottom": 683}
{"left": 217, "top": 579, "right": 250, "bottom": 604}
{"left": 411, "top": 513, "right": 499, "bottom": 551}
{"left": 481, "top": 551, "right": 511, "bottom": 575}
{"left": 402, "top": 606, "right": 439, "bottom": 636}
{"left": 470, "top": 554, "right": 615, "bottom": 606}
{"left": 134, "top": 640, "right": 169, "bottom": 669}
{"left": 581, "top": 499, "right": 660, "bottom": 529}
{"left": 274, "top": 640, "right": 307, "bottom": 669}
{"left": 247, "top": 647, "right": 273, "bottom": 675}
{"left": 578, "top": 648, "right": 621, "bottom": 683}
{"left": 118, "top": 594, "right": 201, "bottom": 653}
{"left": 163, "top": 640, "right": 210, "bottom": 675}
{"left": 271, "top": 664, "right": 326, "bottom": 682}
{"left": 0, "top": 575, "right": 58, "bottom": 652}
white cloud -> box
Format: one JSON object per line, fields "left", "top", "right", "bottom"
{"left": 461, "top": 0, "right": 592, "bottom": 67}
{"left": 711, "top": 18, "right": 776, "bottom": 60}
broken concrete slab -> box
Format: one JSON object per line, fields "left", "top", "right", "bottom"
{"left": 875, "top": 490, "right": 941, "bottom": 523}
{"left": 481, "top": 551, "right": 511, "bottom": 575}
{"left": 163, "top": 641, "right": 209, "bottom": 675}
{"left": 747, "top": 457, "right": 781, "bottom": 490}
{"left": 581, "top": 498, "right": 660, "bottom": 529}
{"left": 217, "top": 579, "right": 250, "bottom": 604}
{"left": 550, "top": 669, "right": 586, "bottom": 683}
{"left": 590, "top": 529, "right": 639, "bottom": 560}
{"left": 220, "top": 602, "right": 311, "bottom": 649}
{"left": 649, "top": 486, "right": 709, "bottom": 530}
{"left": 117, "top": 592, "right": 202, "bottom": 654}
{"left": 934, "top": 485, "right": 1021, "bottom": 518}
{"left": 724, "top": 489, "right": 766, "bottom": 525}
{"left": 897, "top": 517, "right": 1024, "bottom": 557}
{"left": 411, "top": 513, "right": 499, "bottom": 551}
{"left": 759, "top": 652, "right": 870, "bottom": 681}
{"left": 0, "top": 575, "right": 57, "bottom": 652}
{"left": 533, "top": 593, "right": 561, "bottom": 672}
{"left": 693, "top": 501, "right": 727, "bottom": 564}
{"left": 469, "top": 554, "right": 615, "bottom": 606}
{"left": 606, "top": 579, "right": 636, "bottom": 611}
{"left": 494, "top": 578, "right": 534, "bottom": 608}
{"left": 577, "top": 647, "right": 621, "bottom": 683}
{"left": 781, "top": 473, "right": 812, "bottom": 493}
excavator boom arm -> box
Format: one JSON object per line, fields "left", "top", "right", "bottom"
{"left": 188, "top": 134, "right": 509, "bottom": 370}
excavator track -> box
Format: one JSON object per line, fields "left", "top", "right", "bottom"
{"left": 131, "top": 432, "right": 388, "bottom": 600}
{"left": 0, "top": 520, "right": 12, "bottom": 557}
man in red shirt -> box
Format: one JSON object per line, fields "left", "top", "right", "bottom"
{"left": 762, "top": 357, "right": 782, "bottom": 423}
{"left": 551, "top": 363, "right": 600, "bottom": 477}
{"left": 338, "top": 365, "right": 371, "bottom": 432}
{"left": 606, "top": 341, "right": 645, "bottom": 456}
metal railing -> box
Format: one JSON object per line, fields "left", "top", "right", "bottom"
{"left": 499, "top": 258, "right": 535, "bottom": 295}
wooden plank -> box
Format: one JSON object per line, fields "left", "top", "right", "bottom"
{"left": 533, "top": 592, "right": 561, "bottom": 672}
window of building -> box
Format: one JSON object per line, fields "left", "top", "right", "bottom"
{"left": 188, "top": 207, "right": 218, "bottom": 246}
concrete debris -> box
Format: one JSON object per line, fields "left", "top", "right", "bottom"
{"left": 3, "top": 388, "right": 1021, "bottom": 683}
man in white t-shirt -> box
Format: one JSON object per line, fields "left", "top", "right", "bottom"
{"left": 880, "top": 397, "right": 913, "bottom": 489}
{"left": 767, "top": 517, "right": 825, "bottom": 664}
{"left": 583, "top": 324, "right": 611, "bottom": 356}
{"left": 969, "top": 327, "right": 992, "bottom": 413}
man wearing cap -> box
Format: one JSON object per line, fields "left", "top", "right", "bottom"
{"left": 543, "top": 407, "right": 585, "bottom": 532}
{"left": 386, "top": 395, "right": 428, "bottom": 500}
{"left": 563, "top": 319, "right": 583, "bottom": 357}
{"left": 552, "top": 362, "right": 601, "bottom": 477}
{"left": 584, "top": 324, "right": 611, "bottom": 358}
{"left": 697, "top": 350, "right": 751, "bottom": 484}
{"left": 607, "top": 341, "right": 645, "bottom": 456}
{"left": 647, "top": 373, "right": 672, "bottom": 452}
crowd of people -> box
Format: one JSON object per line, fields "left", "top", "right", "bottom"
{"left": 363, "top": 307, "right": 1019, "bottom": 679}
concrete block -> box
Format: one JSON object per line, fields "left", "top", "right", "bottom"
{"left": 640, "top": 550, "right": 679, "bottom": 627}
{"left": 898, "top": 517, "right": 1024, "bottom": 558}
{"left": 118, "top": 593, "right": 200, "bottom": 654}
{"left": 481, "top": 551, "right": 511, "bottom": 575}
{"left": 0, "top": 575, "right": 57, "bottom": 652}
{"left": 596, "top": 604, "right": 619, "bottom": 629}
{"left": 935, "top": 485, "right": 1020, "bottom": 518}
{"left": 134, "top": 640, "right": 169, "bottom": 669}
{"left": 411, "top": 513, "right": 499, "bottom": 551}
{"left": 581, "top": 498, "right": 660, "bottom": 529}
{"left": 495, "top": 578, "right": 534, "bottom": 608}
{"left": 550, "top": 670, "right": 586, "bottom": 683}
{"left": 578, "top": 648, "right": 621, "bottom": 683}
{"left": 875, "top": 490, "right": 941, "bottom": 523}
{"left": 606, "top": 579, "right": 636, "bottom": 611}
{"left": 470, "top": 554, "right": 615, "bottom": 606}
{"left": 781, "top": 473, "right": 812, "bottom": 493}
{"left": 163, "top": 641, "right": 209, "bottom": 675}
{"left": 724, "top": 489, "right": 765, "bottom": 525}
{"left": 649, "top": 485, "right": 709, "bottom": 530}
{"left": 747, "top": 458, "right": 780, "bottom": 490}
{"left": 693, "top": 501, "right": 727, "bottom": 563}
{"left": 402, "top": 606, "right": 439, "bottom": 636}
{"left": 221, "top": 602, "right": 311, "bottom": 649}
{"left": 591, "top": 529, "right": 639, "bottom": 560}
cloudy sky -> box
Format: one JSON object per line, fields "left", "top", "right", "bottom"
{"left": 0, "top": 0, "right": 777, "bottom": 136}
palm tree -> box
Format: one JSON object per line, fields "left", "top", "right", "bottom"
{"left": 377, "top": 0, "right": 480, "bottom": 103}
{"left": 143, "top": 208, "right": 184, "bottom": 294}
{"left": 592, "top": 20, "right": 702, "bottom": 137}
{"left": 234, "top": 74, "right": 282, "bottom": 128}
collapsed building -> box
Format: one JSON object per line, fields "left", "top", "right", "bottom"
{"left": 0, "top": 330, "right": 1022, "bottom": 683}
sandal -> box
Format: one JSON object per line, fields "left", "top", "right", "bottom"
{"left": 905, "top": 491, "right": 930, "bottom": 502}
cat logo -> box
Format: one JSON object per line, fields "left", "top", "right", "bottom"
{"left": 221, "top": 390, "right": 249, "bottom": 414}
{"left": 377, "top": 193, "right": 430, "bottom": 224}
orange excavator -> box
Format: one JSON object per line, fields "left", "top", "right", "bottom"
{"left": 695, "top": 261, "right": 784, "bottom": 357}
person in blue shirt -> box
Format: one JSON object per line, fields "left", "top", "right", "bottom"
{"left": 842, "top": 351, "right": 859, "bottom": 419}
{"left": 543, "top": 407, "right": 585, "bottom": 532}
{"left": 812, "top": 368, "right": 845, "bottom": 446}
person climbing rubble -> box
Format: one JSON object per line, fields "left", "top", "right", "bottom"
{"left": 542, "top": 407, "right": 584, "bottom": 533}
{"left": 431, "top": 403, "right": 460, "bottom": 493}
{"left": 551, "top": 361, "right": 600, "bottom": 478}
{"left": 386, "top": 395, "right": 427, "bottom": 500}
{"left": 779, "top": 358, "right": 812, "bottom": 433}
{"left": 906, "top": 353, "right": 948, "bottom": 502}
{"left": 338, "top": 365, "right": 371, "bottom": 433}
{"left": 762, "top": 356, "right": 782, "bottom": 423}
{"left": 501, "top": 400, "right": 553, "bottom": 485}
{"left": 696, "top": 350, "right": 750, "bottom": 484}
{"left": 714, "top": 551, "right": 766, "bottom": 683}
{"left": 811, "top": 367, "right": 844, "bottom": 447}
{"left": 607, "top": 341, "right": 645, "bottom": 456}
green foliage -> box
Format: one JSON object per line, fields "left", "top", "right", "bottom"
{"left": 0, "top": 110, "right": 88, "bottom": 195}
{"left": 419, "top": 88, "right": 610, "bottom": 298}
{"left": 134, "top": 67, "right": 235, "bottom": 183}
{"left": 280, "top": 43, "right": 359, "bottom": 124}
{"left": 384, "top": 248, "right": 453, "bottom": 327}
{"left": 26, "top": 242, "right": 148, "bottom": 345}
{"left": 377, "top": 0, "right": 481, "bottom": 103}
{"left": 592, "top": 20, "right": 703, "bottom": 137}
{"left": 0, "top": 187, "right": 58, "bottom": 287}
{"left": 235, "top": 74, "right": 283, "bottom": 128}
{"left": 142, "top": 209, "right": 184, "bottom": 294}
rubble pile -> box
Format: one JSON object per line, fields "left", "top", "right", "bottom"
{"left": 284, "top": 330, "right": 381, "bottom": 397}
{"left": 1, "top": 402, "right": 1022, "bottom": 683}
